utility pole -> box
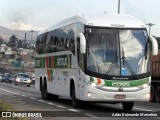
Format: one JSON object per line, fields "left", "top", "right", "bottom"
{"left": 118, "top": 0, "right": 121, "bottom": 14}
{"left": 146, "top": 23, "right": 155, "bottom": 35}
{"left": 30, "top": 30, "right": 34, "bottom": 74}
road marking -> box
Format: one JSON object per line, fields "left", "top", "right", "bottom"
{"left": 0, "top": 88, "right": 19, "bottom": 95}
{"left": 68, "top": 109, "right": 79, "bottom": 112}
{"left": 84, "top": 113, "right": 97, "bottom": 117}
{"left": 55, "top": 105, "right": 66, "bottom": 109}
{"left": 133, "top": 107, "right": 152, "bottom": 111}
{"left": 29, "top": 97, "right": 36, "bottom": 100}
{"left": 0, "top": 87, "right": 154, "bottom": 117}
{"left": 20, "top": 95, "right": 26, "bottom": 97}
{"left": 46, "top": 102, "right": 56, "bottom": 106}
{"left": 38, "top": 100, "right": 45, "bottom": 103}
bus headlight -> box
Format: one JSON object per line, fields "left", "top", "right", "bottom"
{"left": 91, "top": 83, "right": 97, "bottom": 88}
{"left": 138, "top": 83, "right": 149, "bottom": 89}
{"left": 142, "top": 84, "right": 149, "bottom": 89}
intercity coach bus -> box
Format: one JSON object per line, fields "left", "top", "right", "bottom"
{"left": 35, "top": 13, "right": 158, "bottom": 110}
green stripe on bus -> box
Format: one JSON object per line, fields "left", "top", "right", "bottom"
{"left": 90, "top": 76, "right": 94, "bottom": 82}
{"left": 89, "top": 77, "right": 149, "bottom": 87}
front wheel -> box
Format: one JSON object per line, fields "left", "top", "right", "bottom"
{"left": 150, "top": 85, "right": 155, "bottom": 102}
{"left": 122, "top": 102, "right": 134, "bottom": 110}
{"left": 71, "top": 83, "right": 81, "bottom": 108}
{"left": 155, "top": 85, "right": 160, "bottom": 103}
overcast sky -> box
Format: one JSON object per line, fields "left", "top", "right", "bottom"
{"left": 0, "top": 0, "right": 159, "bottom": 36}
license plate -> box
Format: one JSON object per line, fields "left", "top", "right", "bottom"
{"left": 114, "top": 94, "right": 126, "bottom": 99}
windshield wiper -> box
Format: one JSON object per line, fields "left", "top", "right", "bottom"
{"left": 106, "top": 49, "right": 119, "bottom": 75}
{"left": 121, "top": 47, "right": 138, "bottom": 79}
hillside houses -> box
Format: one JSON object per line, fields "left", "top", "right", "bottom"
{"left": 0, "top": 43, "right": 35, "bottom": 74}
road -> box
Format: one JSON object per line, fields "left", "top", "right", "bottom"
{"left": 0, "top": 82, "right": 160, "bottom": 120}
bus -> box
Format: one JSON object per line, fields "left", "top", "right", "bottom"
{"left": 35, "top": 13, "right": 158, "bottom": 110}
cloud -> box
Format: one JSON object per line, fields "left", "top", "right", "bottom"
{"left": 6, "top": 21, "right": 45, "bottom": 31}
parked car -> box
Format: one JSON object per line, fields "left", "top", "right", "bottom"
{"left": 1, "top": 74, "right": 13, "bottom": 83}
{"left": 0, "top": 75, "right": 2, "bottom": 82}
{"left": 14, "top": 73, "right": 32, "bottom": 87}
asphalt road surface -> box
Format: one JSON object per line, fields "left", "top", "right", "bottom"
{"left": 0, "top": 82, "right": 160, "bottom": 120}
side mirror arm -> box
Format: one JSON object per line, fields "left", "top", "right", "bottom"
{"left": 79, "top": 33, "right": 86, "bottom": 54}
{"left": 149, "top": 36, "right": 158, "bottom": 55}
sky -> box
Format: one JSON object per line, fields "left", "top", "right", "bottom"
{"left": 0, "top": 0, "right": 160, "bottom": 36}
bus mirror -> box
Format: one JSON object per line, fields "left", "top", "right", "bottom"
{"left": 149, "top": 36, "right": 158, "bottom": 55}
{"left": 79, "top": 33, "right": 86, "bottom": 54}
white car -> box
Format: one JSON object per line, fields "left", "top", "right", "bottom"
{"left": 14, "top": 73, "right": 32, "bottom": 87}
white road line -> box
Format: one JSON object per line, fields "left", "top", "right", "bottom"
{"left": 1, "top": 87, "right": 154, "bottom": 117}
{"left": 84, "top": 113, "right": 97, "bottom": 117}
{"left": 29, "top": 97, "right": 36, "bottom": 100}
{"left": 0, "top": 88, "right": 18, "bottom": 95}
{"left": 68, "top": 109, "right": 79, "bottom": 112}
{"left": 38, "top": 100, "right": 45, "bottom": 103}
{"left": 55, "top": 105, "right": 66, "bottom": 109}
{"left": 46, "top": 102, "right": 56, "bottom": 106}
{"left": 20, "top": 94, "right": 26, "bottom": 97}
{"left": 133, "top": 107, "right": 152, "bottom": 111}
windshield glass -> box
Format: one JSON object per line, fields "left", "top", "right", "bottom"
{"left": 120, "top": 30, "right": 149, "bottom": 76}
{"left": 18, "top": 74, "right": 29, "bottom": 78}
{"left": 86, "top": 27, "right": 149, "bottom": 77}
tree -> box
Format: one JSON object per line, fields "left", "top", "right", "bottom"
{"left": 8, "top": 35, "right": 18, "bottom": 48}
{"left": 0, "top": 35, "right": 4, "bottom": 45}
{"left": 17, "top": 39, "right": 23, "bottom": 48}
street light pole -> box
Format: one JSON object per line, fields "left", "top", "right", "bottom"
{"left": 118, "top": 0, "right": 121, "bottom": 14}
{"left": 30, "top": 30, "right": 34, "bottom": 73}
{"left": 146, "top": 23, "right": 155, "bottom": 35}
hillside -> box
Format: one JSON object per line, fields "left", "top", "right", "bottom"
{"left": 0, "top": 26, "right": 39, "bottom": 42}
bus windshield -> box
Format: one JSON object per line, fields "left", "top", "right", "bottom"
{"left": 86, "top": 27, "right": 149, "bottom": 77}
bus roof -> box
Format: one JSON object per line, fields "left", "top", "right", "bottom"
{"left": 38, "top": 13, "right": 146, "bottom": 35}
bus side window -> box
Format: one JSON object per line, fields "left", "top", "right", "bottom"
{"left": 69, "top": 38, "right": 75, "bottom": 54}
{"left": 54, "top": 37, "right": 59, "bottom": 52}
{"left": 49, "top": 36, "right": 54, "bottom": 53}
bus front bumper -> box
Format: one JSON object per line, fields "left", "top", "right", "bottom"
{"left": 80, "top": 86, "right": 150, "bottom": 102}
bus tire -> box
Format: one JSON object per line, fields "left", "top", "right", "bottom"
{"left": 41, "top": 79, "right": 50, "bottom": 100}
{"left": 122, "top": 102, "right": 134, "bottom": 110}
{"left": 155, "top": 85, "right": 160, "bottom": 103}
{"left": 40, "top": 77, "right": 42, "bottom": 91}
{"left": 150, "top": 85, "right": 155, "bottom": 102}
{"left": 71, "top": 82, "right": 80, "bottom": 108}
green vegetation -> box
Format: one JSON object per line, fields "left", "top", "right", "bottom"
{"left": 0, "top": 100, "right": 27, "bottom": 120}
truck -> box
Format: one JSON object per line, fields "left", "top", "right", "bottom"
{"left": 151, "top": 51, "right": 160, "bottom": 102}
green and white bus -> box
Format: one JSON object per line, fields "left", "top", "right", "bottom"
{"left": 35, "top": 13, "right": 158, "bottom": 110}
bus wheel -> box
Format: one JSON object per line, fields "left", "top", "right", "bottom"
{"left": 41, "top": 80, "right": 49, "bottom": 100}
{"left": 150, "top": 85, "right": 155, "bottom": 102}
{"left": 122, "top": 102, "right": 134, "bottom": 110}
{"left": 155, "top": 85, "right": 160, "bottom": 103}
{"left": 71, "top": 83, "right": 80, "bottom": 108}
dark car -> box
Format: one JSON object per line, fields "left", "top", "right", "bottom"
{"left": 1, "top": 74, "right": 13, "bottom": 83}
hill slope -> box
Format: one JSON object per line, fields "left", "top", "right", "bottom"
{"left": 0, "top": 26, "right": 39, "bottom": 42}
